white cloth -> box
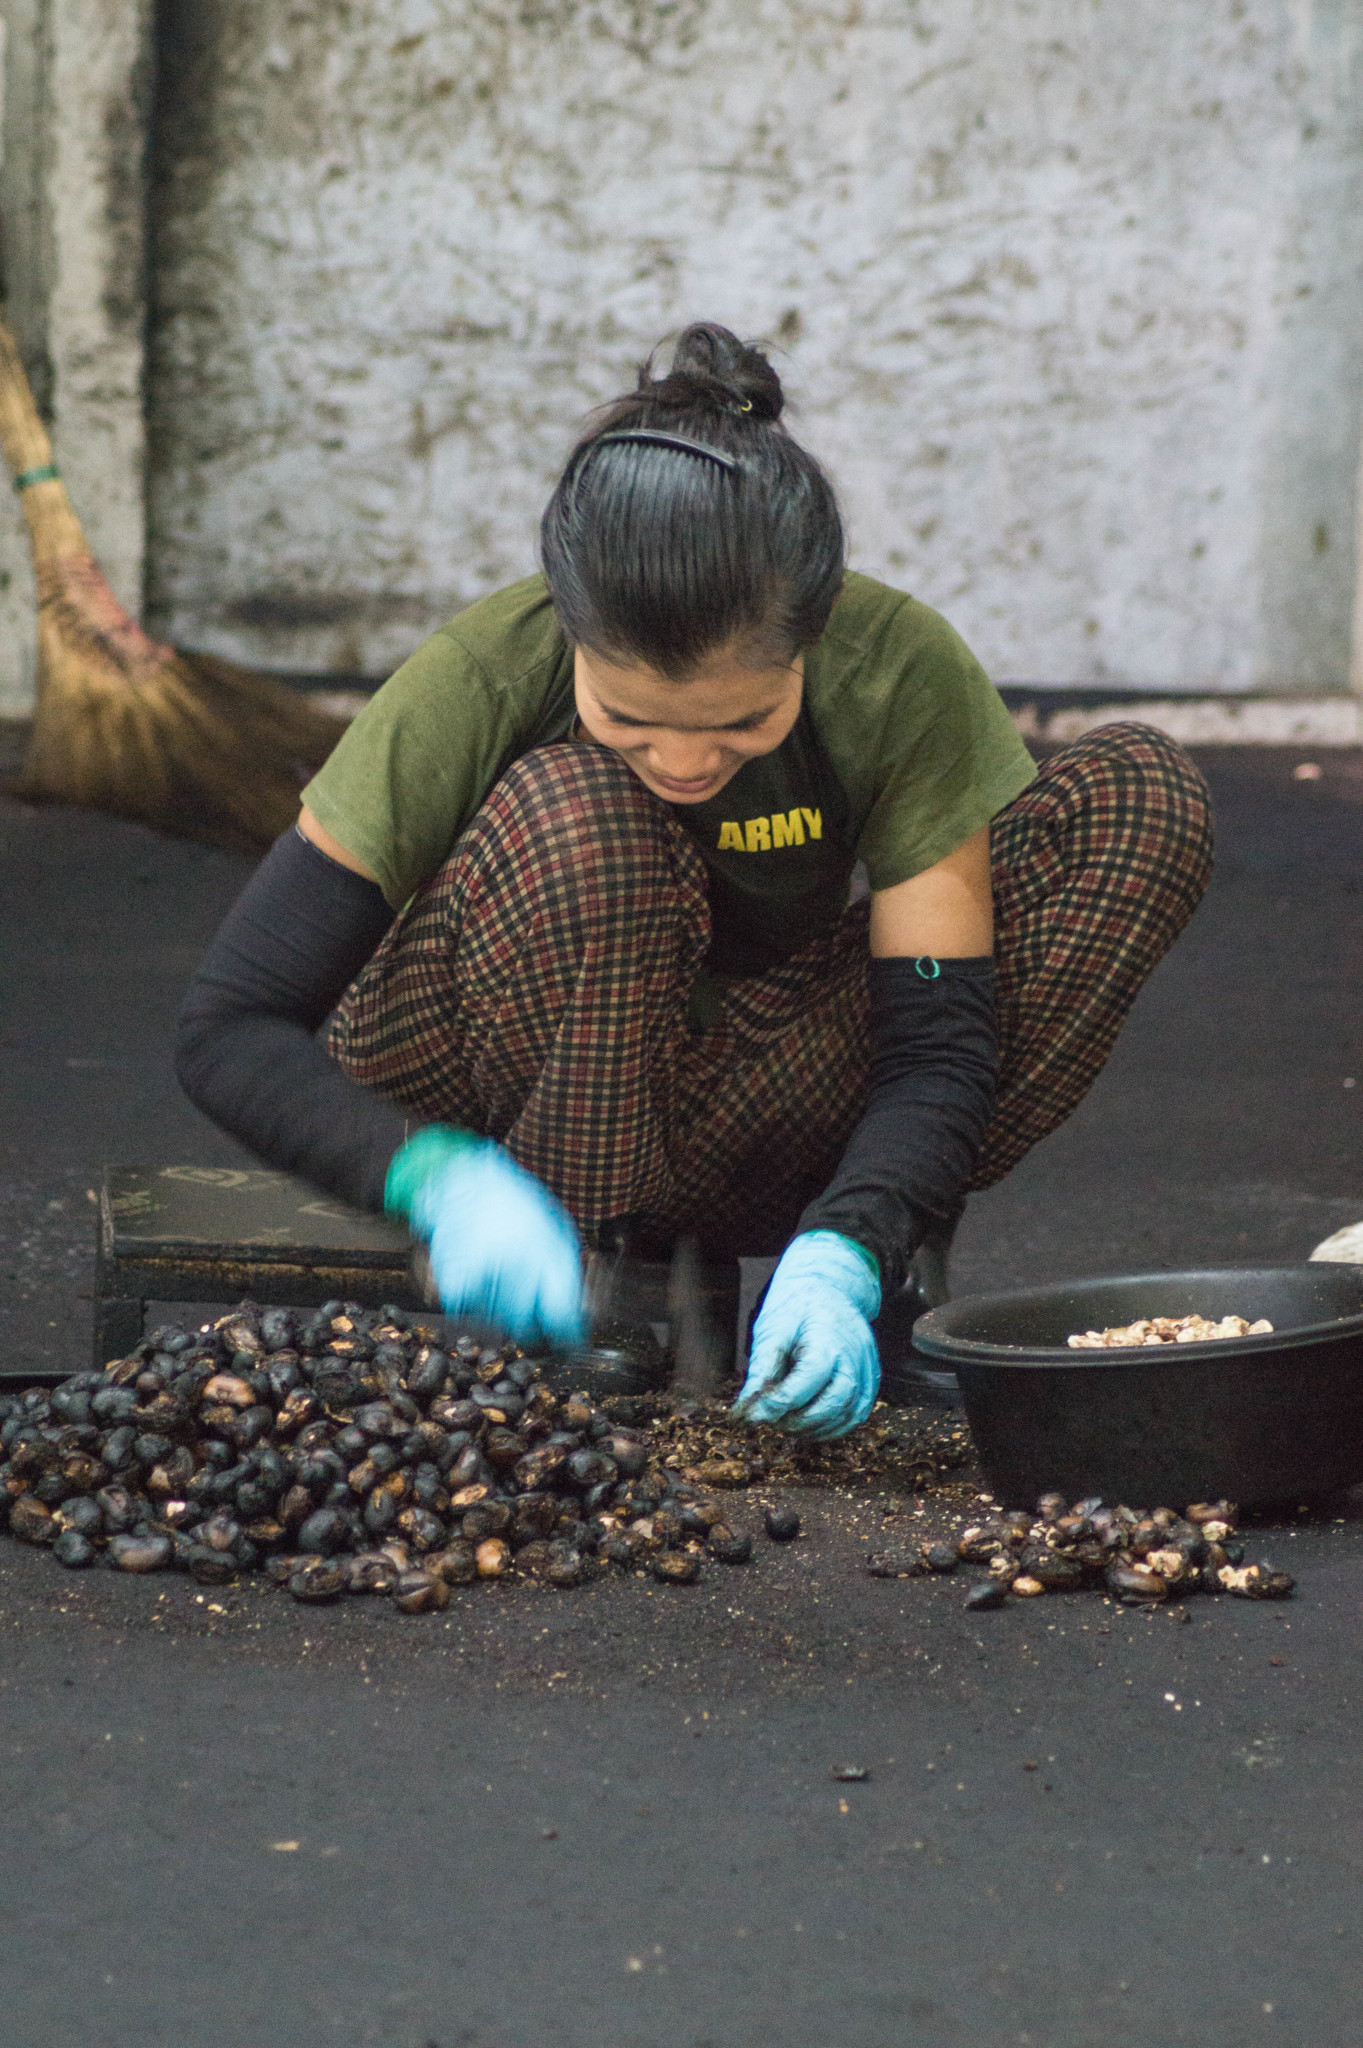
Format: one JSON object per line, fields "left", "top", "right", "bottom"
{"left": 1310, "top": 1219, "right": 1363, "bottom": 1263}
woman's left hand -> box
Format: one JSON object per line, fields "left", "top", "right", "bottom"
{"left": 389, "top": 1127, "right": 585, "bottom": 1350}
{"left": 732, "top": 1231, "right": 882, "bottom": 1439}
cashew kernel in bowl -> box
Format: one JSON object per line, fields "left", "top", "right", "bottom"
{"left": 1066, "top": 1314, "right": 1273, "bottom": 1350}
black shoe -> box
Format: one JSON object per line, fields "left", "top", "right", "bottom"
{"left": 874, "top": 1211, "right": 962, "bottom": 1408}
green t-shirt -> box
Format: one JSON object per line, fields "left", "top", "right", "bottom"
{"left": 302, "top": 570, "right": 1035, "bottom": 977}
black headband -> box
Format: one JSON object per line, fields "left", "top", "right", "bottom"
{"left": 593, "top": 429, "right": 738, "bottom": 472}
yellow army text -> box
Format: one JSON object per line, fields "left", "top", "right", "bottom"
{"left": 717, "top": 808, "right": 823, "bottom": 853}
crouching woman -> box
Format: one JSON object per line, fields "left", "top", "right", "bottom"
{"left": 176, "top": 323, "right": 1212, "bottom": 1438}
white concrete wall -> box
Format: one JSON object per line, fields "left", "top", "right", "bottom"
{"left": 126, "top": 3, "right": 1363, "bottom": 691}
{"left": 45, "top": 0, "right": 149, "bottom": 608}
{"left": 0, "top": 0, "right": 150, "bottom": 716}
{"left": 0, "top": 0, "right": 42, "bottom": 717}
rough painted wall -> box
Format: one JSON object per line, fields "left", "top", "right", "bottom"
{"left": 0, "top": 0, "right": 151, "bottom": 716}
{"left": 147, "top": 0, "right": 1363, "bottom": 691}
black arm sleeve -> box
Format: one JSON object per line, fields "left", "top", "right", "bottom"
{"left": 797, "top": 955, "right": 998, "bottom": 1297}
{"left": 174, "top": 826, "right": 415, "bottom": 1213}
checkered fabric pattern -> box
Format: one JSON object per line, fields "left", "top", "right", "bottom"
{"left": 328, "top": 724, "right": 1211, "bottom": 1254}
{"left": 971, "top": 721, "right": 1213, "bottom": 1187}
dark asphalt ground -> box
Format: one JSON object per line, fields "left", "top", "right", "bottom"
{"left": 2, "top": 742, "right": 1362, "bottom": 2048}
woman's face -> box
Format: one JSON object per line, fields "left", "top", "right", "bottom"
{"left": 573, "top": 643, "right": 804, "bottom": 805}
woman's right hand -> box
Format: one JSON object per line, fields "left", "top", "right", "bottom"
{"left": 732, "top": 1230, "right": 882, "bottom": 1438}
{"left": 387, "top": 1127, "right": 585, "bottom": 1350}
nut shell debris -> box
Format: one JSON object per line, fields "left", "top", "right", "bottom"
{"left": 1218, "top": 1563, "right": 1295, "bottom": 1599}
{"left": 865, "top": 1547, "right": 923, "bottom": 1579}
{"left": 392, "top": 1568, "right": 451, "bottom": 1614}
{"left": 2, "top": 1306, "right": 1302, "bottom": 1627}
{"left": 651, "top": 1551, "right": 701, "bottom": 1585}
{"left": 763, "top": 1506, "right": 802, "bottom": 1543}
{"left": 943, "top": 1494, "right": 1295, "bottom": 1613}
{"left": 0, "top": 1300, "right": 778, "bottom": 1615}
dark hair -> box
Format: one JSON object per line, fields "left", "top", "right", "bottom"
{"left": 540, "top": 322, "right": 845, "bottom": 680}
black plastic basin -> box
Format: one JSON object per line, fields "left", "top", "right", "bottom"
{"left": 910, "top": 1264, "right": 1363, "bottom": 1508}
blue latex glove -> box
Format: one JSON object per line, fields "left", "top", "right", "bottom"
{"left": 732, "top": 1230, "right": 882, "bottom": 1439}
{"left": 386, "top": 1125, "right": 584, "bottom": 1350}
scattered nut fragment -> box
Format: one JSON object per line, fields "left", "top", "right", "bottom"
{"left": 694, "top": 1458, "right": 749, "bottom": 1489}
{"left": 288, "top": 1560, "right": 345, "bottom": 1603}
{"left": 1186, "top": 1499, "right": 1236, "bottom": 1531}
{"left": 427, "top": 1543, "right": 477, "bottom": 1587}
{"left": 1218, "top": 1564, "right": 1295, "bottom": 1600}
{"left": 1145, "top": 1547, "right": 1191, "bottom": 1585}
{"left": 1187, "top": 1500, "right": 1239, "bottom": 1526}
{"left": 344, "top": 1552, "right": 400, "bottom": 1595}
{"left": 9, "top": 1497, "right": 54, "bottom": 1545}
{"left": 450, "top": 1484, "right": 492, "bottom": 1509}
{"left": 1107, "top": 1564, "right": 1168, "bottom": 1604}
{"left": 544, "top": 1548, "right": 585, "bottom": 1590}
{"left": 1023, "top": 1550, "right": 1084, "bottom": 1591}
{"left": 108, "top": 1532, "right": 172, "bottom": 1574}
{"left": 475, "top": 1539, "right": 511, "bottom": 1580}
{"left": 202, "top": 1372, "right": 256, "bottom": 1408}
{"left": 866, "top": 1548, "right": 923, "bottom": 1579}
{"left": 956, "top": 1492, "right": 1295, "bottom": 1616}
{"left": 763, "top": 1506, "right": 801, "bottom": 1543}
{"left": 392, "top": 1568, "right": 451, "bottom": 1613}
{"left": 186, "top": 1546, "right": 237, "bottom": 1585}
{"left": 651, "top": 1551, "right": 701, "bottom": 1585}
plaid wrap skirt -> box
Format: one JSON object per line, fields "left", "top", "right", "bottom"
{"left": 328, "top": 724, "right": 1212, "bottom": 1257}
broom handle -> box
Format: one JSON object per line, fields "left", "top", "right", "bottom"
{"left": 0, "top": 313, "right": 51, "bottom": 475}
{"left": 0, "top": 311, "right": 86, "bottom": 556}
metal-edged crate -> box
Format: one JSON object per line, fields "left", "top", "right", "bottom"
{"left": 95, "top": 1164, "right": 425, "bottom": 1366}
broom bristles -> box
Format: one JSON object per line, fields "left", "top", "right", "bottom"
{"left": 0, "top": 312, "right": 351, "bottom": 853}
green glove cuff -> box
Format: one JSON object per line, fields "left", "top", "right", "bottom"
{"left": 383, "top": 1123, "right": 480, "bottom": 1221}
{"left": 831, "top": 1232, "right": 881, "bottom": 1288}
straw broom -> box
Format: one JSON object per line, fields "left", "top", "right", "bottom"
{"left": 0, "top": 313, "right": 350, "bottom": 854}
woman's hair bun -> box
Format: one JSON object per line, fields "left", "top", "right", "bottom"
{"left": 542, "top": 317, "right": 842, "bottom": 678}
{"left": 636, "top": 322, "right": 783, "bottom": 423}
